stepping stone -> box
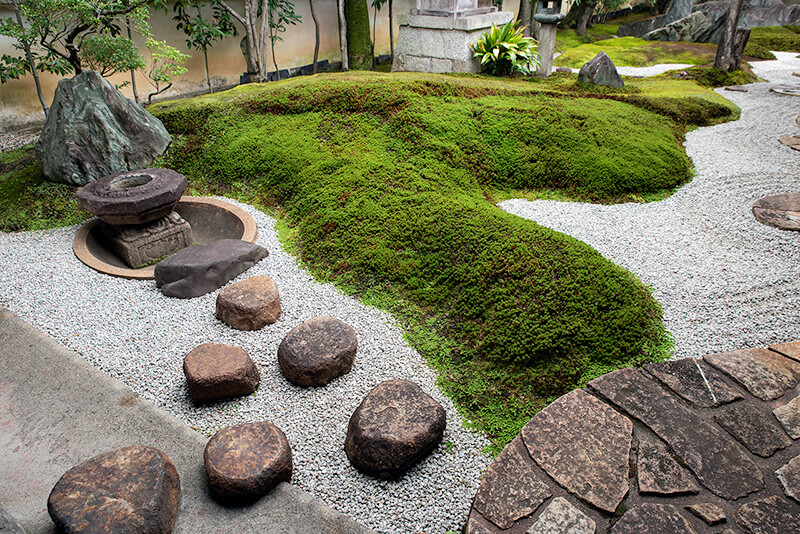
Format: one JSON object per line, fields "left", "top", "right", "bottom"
{"left": 770, "top": 341, "right": 800, "bottom": 363}
{"left": 776, "top": 454, "right": 800, "bottom": 504}
{"left": 183, "top": 343, "right": 260, "bottom": 403}
{"left": 527, "top": 497, "right": 595, "bottom": 534}
{"left": 345, "top": 379, "right": 445, "bottom": 479}
{"left": 612, "top": 503, "right": 697, "bottom": 534}
{"left": 773, "top": 395, "right": 800, "bottom": 439}
{"left": 686, "top": 503, "right": 726, "bottom": 526}
{"left": 589, "top": 368, "right": 764, "bottom": 500}
{"left": 735, "top": 496, "right": 800, "bottom": 534}
{"left": 705, "top": 348, "right": 800, "bottom": 400}
{"left": 521, "top": 389, "right": 632, "bottom": 513}
{"left": 637, "top": 434, "right": 698, "bottom": 495}
{"left": 155, "top": 239, "right": 268, "bottom": 298}
{"left": 471, "top": 436, "right": 551, "bottom": 529}
{"left": 724, "top": 85, "right": 748, "bottom": 92}
{"left": 47, "top": 445, "right": 180, "bottom": 534}
{"left": 464, "top": 515, "right": 496, "bottom": 534}
{"left": 216, "top": 275, "right": 281, "bottom": 330}
{"left": 778, "top": 136, "right": 800, "bottom": 151}
{"left": 645, "top": 358, "right": 740, "bottom": 408}
{"left": 770, "top": 84, "right": 800, "bottom": 96}
{"left": 204, "top": 422, "right": 292, "bottom": 501}
{"left": 713, "top": 402, "right": 791, "bottom": 457}
{"left": 278, "top": 317, "right": 358, "bottom": 387}
{"left": 752, "top": 193, "right": 800, "bottom": 232}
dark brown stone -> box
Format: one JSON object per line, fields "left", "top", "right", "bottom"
{"left": 47, "top": 445, "right": 180, "bottom": 534}
{"left": 278, "top": 317, "right": 358, "bottom": 387}
{"left": 589, "top": 368, "right": 764, "bottom": 500}
{"left": 216, "top": 276, "right": 281, "bottom": 330}
{"left": 472, "top": 436, "right": 551, "bottom": 529}
{"left": 774, "top": 396, "right": 800, "bottom": 439}
{"left": 714, "top": 402, "right": 791, "bottom": 457}
{"left": 645, "top": 358, "right": 741, "bottom": 408}
{"left": 776, "top": 454, "right": 800, "bottom": 504}
{"left": 521, "top": 389, "right": 632, "bottom": 513}
{"left": 345, "top": 379, "right": 446, "bottom": 479}
{"left": 771, "top": 341, "right": 800, "bottom": 363}
{"left": 752, "top": 192, "right": 800, "bottom": 231}
{"left": 735, "top": 496, "right": 800, "bottom": 534}
{"left": 705, "top": 348, "right": 800, "bottom": 401}
{"left": 98, "top": 212, "right": 193, "bottom": 269}
{"left": 204, "top": 422, "right": 292, "bottom": 501}
{"left": 637, "top": 434, "right": 698, "bottom": 495}
{"left": 527, "top": 497, "right": 595, "bottom": 534}
{"left": 464, "top": 512, "right": 500, "bottom": 534}
{"left": 183, "top": 343, "right": 260, "bottom": 403}
{"left": 686, "top": 503, "right": 726, "bottom": 525}
{"left": 612, "top": 504, "right": 697, "bottom": 534}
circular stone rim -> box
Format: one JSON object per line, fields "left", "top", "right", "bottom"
{"left": 72, "top": 196, "right": 258, "bottom": 280}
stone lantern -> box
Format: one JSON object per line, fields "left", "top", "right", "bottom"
{"left": 533, "top": 0, "right": 566, "bottom": 77}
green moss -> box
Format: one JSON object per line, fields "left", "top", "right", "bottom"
{"left": 748, "top": 25, "right": 800, "bottom": 52}
{"left": 554, "top": 37, "right": 716, "bottom": 68}
{"left": 744, "top": 40, "right": 777, "bottom": 60}
{"left": 665, "top": 65, "right": 759, "bottom": 88}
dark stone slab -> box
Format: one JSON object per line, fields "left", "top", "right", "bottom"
{"left": 204, "top": 422, "right": 292, "bottom": 501}
{"left": 527, "top": 497, "right": 595, "bottom": 534}
{"left": 216, "top": 275, "right": 282, "bottom": 330}
{"left": 345, "top": 379, "right": 446, "bottom": 479}
{"left": 98, "top": 212, "right": 192, "bottom": 269}
{"left": 645, "top": 358, "right": 741, "bottom": 408}
{"left": 771, "top": 341, "right": 800, "bottom": 363}
{"left": 47, "top": 445, "right": 180, "bottom": 534}
{"left": 278, "top": 317, "right": 358, "bottom": 387}
{"left": 521, "top": 389, "right": 632, "bottom": 513}
{"left": 589, "top": 368, "right": 764, "bottom": 500}
{"left": 183, "top": 343, "right": 260, "bottom": 403}
{"left": 155, "top": 239, "right": 268, "bottom": 299}
{"left": 577, "top": 51, "right": 624, "bottom": 88}
{"left": 464, "top": 512, "right": 499, "bottom": 534}
{"left": 472, "top": 436, "right": 551, "bottom": 529}
{"left": 735, "top": 496, "right": 800, "bottom": 534}
{"left": 776, "top": 454, "right": 800, "bottom": 504}
{"left": 637, "top": 434, "right": 698, "bottom": 495}
{"left": 752, "top": 193, "right": 800, "bottom": 232}
{"left": 612, "top": 504, "right": 697, "bottom": 534}
{"left": 705, "top": 348, "right": 800, "bottom": 401}
{"left": 773, "top": 396, "right": 800, "bottom": 440}
{"left": 686, "top": 503, "right": 726, "bottom": 525}
{"left": 714, "top": 403, "right": 791, "bottom": 457}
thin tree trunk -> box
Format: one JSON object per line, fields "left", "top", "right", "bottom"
{"left": 124, "top": 18, "right": 139, "bottom": 103}
{"left": 388, "top": 0, "right": 393, "bottom": 62}
{"left": 372, "top": 5, "right": 378, "bottom": 67}
{"left": 714, "top": 0, "right": 748, "bottom": 71}
{"left": 517, "top": 0, "right": 531, "bottom": 37}
{"left": 203, "top": 49, "right": 213, "bottom": 92}
{"left": 12, "top": 0, "right": 47, "bottom": 116}
{"left": 310, "top": 0, "right": 320, "bottom": 73}
{"left": 339, "top": 0, "right": 349, "bottom": 70}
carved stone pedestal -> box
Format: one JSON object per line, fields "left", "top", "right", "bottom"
{"left": 98, "top": 212, "right": 193, "bottom": 268}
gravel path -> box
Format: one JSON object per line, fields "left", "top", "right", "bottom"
{"left": 563, "top": 63, "right": 696, "bottom": 76}
{"left": 502, "top": 52, "right": 800, "bottom": 359}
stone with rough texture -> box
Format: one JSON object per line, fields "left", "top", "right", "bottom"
{"left": 98, "top": 212, "right": 192, "bottom": 269}
{"left": 472, "top": 436, "right": 551, "bottom": 529}
{"left": 705, "top": 348, "right": 800, "bottom": 401}
{"left": 183, "top": 343, "right": 260, "bottom": 403}
{"left": 204, "top": 422, "right": 292, "bottom": 501}
{"left": 527, "top": 497, "right": 595, "bottom": 534}
{"left": 216, "top": 275, "right": 281, "bottom": 330}
{"left": 612, "top": 503, "right": 697, "bottom": 534}
{"left": 155, "top": 239, "right": 268, "bottom": 299}
{"left": 771, "top": 341, "right": 800, "bottom": 363}
{"left": 637, "top": 434, "right": 698, "bottom": 495}
{"left": 776, "top": 454, "right": 800, "bottom": 503}
{"left": 686, "top": 503, "right": 726, "bottom": 525}
{"left": 589, "top": 368, "right": 764, "bottom": 500}
{"left": 278, "top": 317, "right": 358, "bottom": 387}
{"left": 464, "top": 514, "right": 498, "bottom": 534}
{"left": 345, "top": 379, "right": 446, "bottom": 479}
{"left": 645, "top": 358, "right": 741, "bottom": 408}
{"left": 47, "top": 445, "right": 180, "bottom": 534}
{"left": 0, "top": 507, "right": 26, "bottom": 534}
{"left": 577, "top": 52, "right": 624, "bottom": 89}
{"left": 752, "top": 193, "right": 800, "bottom": 232}
{"left": 644, "top": 11, "right": 715, "bottom": 42}
{"left": 735, "top": 496, "right": 800, "bottom": 534}
{"left": 36, "top": 71, "right": 171, "bottom": 186}
{"left": 773, "top": 395, "right": 800, "bottom": 439}
{"left": 714, "top": 402, "right": 791, "bottom": 457}
{"left": 521, "top": 389, "right": 632, "bottom": 513}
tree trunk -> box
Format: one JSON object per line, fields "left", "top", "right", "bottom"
{"left": 338, "top": 0, "right": 349, "bottom": 70}
{"left": 125, "top": 17, "right": 139, "bottom": 104}
{"left": 388, "top": 0, "right": 394, "bottom": 62}
{"left": 203, "top": 49, "right": 213, "bottom": 92}
{"left": 345, "top": 0, "right": 372, "bottom": 70}
{"left": 576, "top": 0, "right": 597, "bottom": 35}
{"left": 310, "top": 0, "right": 320, "bottom": 73}
{"left": 12, "top": 0, "right": 47, "bottom": 115}
{"left": 517, "top": 0, "right": 531, "bottom": 37}
{"left": 714, "top": 0, "right": 748, "bottom": 72}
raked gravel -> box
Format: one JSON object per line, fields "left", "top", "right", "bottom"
{"left": 502, "top": 51, "right": 800, "bottom": 360}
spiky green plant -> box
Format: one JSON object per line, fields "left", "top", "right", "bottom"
{"left": 471, "top": 20, "right": 539, "bottom": 76}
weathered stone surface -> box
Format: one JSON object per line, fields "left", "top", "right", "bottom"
{"left": 216, "top": 276, "right": 281, "bottom": 330}
{"left": 771, "top": 341, "right": 800, "bottom": 363}
{"left": 589, "top": 368, "right": 764, "bottom": 500}
{"left": 204, "top": 422, "right": 292, "bottom": 501}
{"left": 686, "top": 503, "right": 726, "bottom": 525}
{"left": 705, "top": 348, "right": 800, "bottom": 401}
{"left": 776, "top": 454, "right": 800, "bottom": 504}
{"left": 0, "top": 507, "right": 26, "bottom": 534}
{"left": 98, "top": 212, "right": 192, "bottom": 269}
{"left": 521, "top": 389, "right": 631, "bottom": 513}
{"left": 47, "top": 445, "right": 180, "bottom": 533}
{"left": 645, "top": 358, "right": 741, "bottom": 408}
{"left": 183, "top": 343, "right": 260, "bottom": 403}
{"left": 735, "top": 496, "right": 800, "bottom": 534}
{"left": 773, "top": 395, "right": 800, "bottom": 439}
{"left": 752, "top": 193, "right": 800, "bottom": 232}
{"left": 714, "top": 402, "right": 791, "bottom": 457}
{"left": 612, "top": 504, "right": 697, "bottom": 534}
{"left": 345, "top": 379, "right": 446, "bottom": 479}
{"left": 577, "top": 51, "right": 624, "bottom": 88}
{"left": 527, "top": 497, "right": 595, "bottom": 534}
{"left": 464, "top": 513, "right": 500, "bottom": 534}
{"left": 155, "top": 239, "right": 268, "bottom": 299}
{"left": 637, "top": 434, "right": 698, "bottom": 495}
{"left": 76, "top": 168, "right": 187, "bottom": 225}
{"left": 37, "top": 71, "right": 171, "bottom": 186}
{"left": 278, "top": 317, "right": 358, "bottom": 387}
{"left": 472, "top": 436, "right": 551, "bottom": 529}
{"left": 644, "top": 11, "right": 714, "bottom": 42}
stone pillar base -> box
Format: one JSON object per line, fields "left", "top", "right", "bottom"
{"left": 98, "top": 212, "right": 193, "bottom": 268}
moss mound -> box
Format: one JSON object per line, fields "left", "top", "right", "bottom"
{"left": 554, "top": 37, "right": 716, "bottom": 68}
{"left": 748, "top": 25, "right": 800, "bottom": 53}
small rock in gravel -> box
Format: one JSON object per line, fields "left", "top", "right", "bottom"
{"left": 183, "top": 343, "right": 260, "bottom": 403}
{"left": 216, "top": 275, "right": 281, "bottom": 330}
{"left": 278, "top": 316, "right": 358, "bottom": 386}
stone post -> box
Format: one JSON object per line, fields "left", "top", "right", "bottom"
{"left": 533, "top": 12, "right": 565, "bottom": 77}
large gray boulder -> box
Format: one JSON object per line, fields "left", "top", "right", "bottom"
{"left": 36, "top": 71, "right": 171, "bottom": 186}
{"left": 644, "top": 11, "right": 718, "bottom": 42}
{"left": 577, "top": 52, "right": 625, "bottom": 89}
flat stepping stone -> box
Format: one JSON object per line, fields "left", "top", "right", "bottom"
{"left": 216, "top": 275, "right": 281, "bottom": 330}
{"left": 773, "top": 395, "right": 800, "bottom": 439}
{"left": 752, "top": 193, "right": 800, "bottom": 231}
{"left": 278, "top": 316, "right": 357, "bottom": 387}
{"left": 204, "top": 422, "right": 292, "bottom": 501}
{"left": 637, "top": 434, "right": 698, "bottom": 495}
{"left": 183, "top": 343, "right": 260, "bottom": 403}
{"left": 778, "top": 135, "right": 800, "bottom": 151}
{"left": 776, "top": 454, "right": 800, "bottom": 503}
{"left": 770, "top": 84, "right": 800, "bottom": 96}
{"left": 528, "top": 497, "right": 595, "bottom": 534}
{"left": 724, "top": 85, "right": 748, "bottom": 92}
{"left": 612, "top": 504, "right": 697, "bottom": 534}
{"left": 47, "top": 445, "right": 180, "bottom": 534}
{"left": 345, "top": 379, "right": 445, "bottom": 479}
{"left": 713, "top": 402, "right": 791, "bottom": 457}
{"left": 705, "top": 347, "right": 800, "bottom": 400}
{"left": 155, "top": 239, "right": 268, "bottom": 298}
{"left": 735, "top": 496, "right": 800, "bottom": 534}
{"left": 771, "top": 341, "right": 800, "bottom": 362}
{"left": 686, "top": 503, "right": 726, "bottom": 525}
{"left": 521, "top": 389, "right": 631, "bottom": 513}
{"left": 645, "top": 358, "right": 740, "bottom": 408}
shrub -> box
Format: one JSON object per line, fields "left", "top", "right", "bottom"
{"left": 471, "top": 20, "right": 539, "bottom": 76}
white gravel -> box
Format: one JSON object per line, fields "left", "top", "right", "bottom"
{"left": 501, "top": 52, "right": 800, "bottom": 359}
{"left": 563, "top": 63, "right": 695, "bottom": 76}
